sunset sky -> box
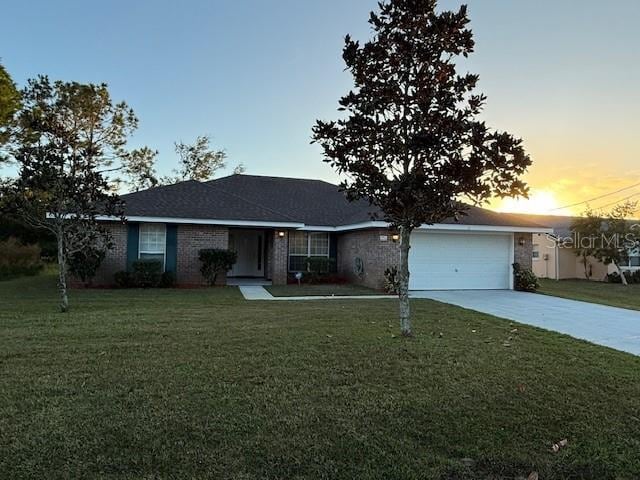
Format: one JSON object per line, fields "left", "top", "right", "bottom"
{"left": 2, "top": 0, "right": 639, "bottom": 216}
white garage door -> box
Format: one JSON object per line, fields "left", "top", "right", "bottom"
{"left": 409, "top": 231, "right": 513, "bottom": 290}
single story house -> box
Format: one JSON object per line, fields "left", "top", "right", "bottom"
{"left": 523, "top": 214, "right": 640, "bottom": 281}
{"left": 91, "top": 174, "right": 551, "bottom": 290}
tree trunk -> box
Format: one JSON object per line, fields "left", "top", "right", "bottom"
{"left": 581, "top": 254, "right": 590, "bottom": 280}
{"left": 398, "top": 226, "right": 412, "bottom": 337}
{"left": 615, "top": 262, "right": 628, "bottom": 286}
{"left": 57, "top": 233, "right": 69, "bottom": 312}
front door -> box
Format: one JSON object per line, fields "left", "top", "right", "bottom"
{"left": 229, "top": 230, "right": 264, "bottom": 277}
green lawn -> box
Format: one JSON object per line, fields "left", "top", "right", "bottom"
{"left": 265, "top": 283, "right": 383, "bottom": 297}
{"left": 539, "top": 278, "right": 640, "bottom": 311}
{"left": 2, "top": 274, "right": 640, "bottom": 479}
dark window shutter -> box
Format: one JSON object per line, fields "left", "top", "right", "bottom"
{"left": 126, "top": 223, "right": 140, "bottom": 271}
{"left": 329, "top": 233, "right": 338, "bottom": 272}
{"left": 165, "top": 225, "right": 178, "bottom": 274}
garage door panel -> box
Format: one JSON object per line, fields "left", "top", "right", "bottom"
{"left": 409, "top": 232, "right": 512, "bottom": 290}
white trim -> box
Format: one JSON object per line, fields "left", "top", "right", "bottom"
{"left": 95, "top": 215, "right": 551, "bottom": 234}
{"left": 417, "top": 224, "right": 553, "bottom": 234}
{"left": 305, "top": 221, "right": 552, "bottom": 234}
{"left": 96, "top": 215, "right": 304, "bottom": 229}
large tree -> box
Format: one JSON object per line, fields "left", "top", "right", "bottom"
{"left": 313, "top": 0, "right": 530, "bottom": 336}
{"left": 0, "top": 62, "right": 21, "bottom": 157}
{"left": 4, "top": 76, "right": 153, "bottom": 311}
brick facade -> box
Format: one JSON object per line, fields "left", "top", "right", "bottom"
{"left": 82, "top": 222, "right": 127, "bottom": 287}
{"left": 514, "top": 233, "right": 533, "bottom": 270}
{"left": 177, "top": 225, "right": 229, "bottom": 286}
{"left": 271, "top": 230, "right": 288, "bottom": 285}
{"left": 84, "top": 222, "right": 536, "bottom": 290}
{"left": 337, "top": 229, "right": 400, "bottom": 290}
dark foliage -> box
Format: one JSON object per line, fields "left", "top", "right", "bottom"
{"left": 68, "top": 244, "right": 108, "bottom": 286}
{"left": 607, "top": 270, "right": 640, "bottom": 284}
{"left": 132, "top": 260, "right": 163, "bottom": 288}
{"left": 199, "top": 249, "right": 238, "bottom": 286}
{"left": 0, "top": 237, "right": 43, "bottom": 280}
{"left": 0, "top": 214, "right": 56, "bottom": 258}
{"left": 383, "top": 266, "right": 400, "bottom": 294}
{"left": 113, "top": 261, "right": 175, "bottom": 288}
{"left": 513, "top": 263, "right": 539, "bottom": 292}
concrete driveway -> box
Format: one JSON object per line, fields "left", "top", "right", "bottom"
{"left": 411, "top": 290, "right": 640, "bottom": 356}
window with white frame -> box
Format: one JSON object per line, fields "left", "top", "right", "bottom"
{"left": 623, "top": 247, "right": 640, "bottom": 269}
{"left": 288, "top": 231, "right": 330, "bottom": 271}
{"left": 532, "top": 244, "right": 540, "bottom": 260}
{"left": 139, "top": 223, "right": 166, "bottom": 269}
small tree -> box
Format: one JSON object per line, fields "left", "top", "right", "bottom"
{"left": 571, "top": 208, "right": 602, "bottom": 280}
{"left": 199, "top": 249, "right": 238, "bottom": 285}
{"left": 4, "top": 76, "right": 155, "bottom": 311}
{"left": 313, "top": 0, "right": 530, "bottom": 335}
{"left": 593, "top": 202, "right": 639, "bottom": 286}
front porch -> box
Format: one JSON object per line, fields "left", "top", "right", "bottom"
{"left": 227, "top": 228, "right": 289, "bottom": 285}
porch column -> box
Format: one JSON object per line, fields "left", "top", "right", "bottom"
{"left": 271, "top": 230, "right": 288, "bottom": 285}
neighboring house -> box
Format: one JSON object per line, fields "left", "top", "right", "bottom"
{"left": 521, "top": 214, "right": 640, "bottom": 281}
{"left": 90, "top": 174, "right": 550, "bottom": 290}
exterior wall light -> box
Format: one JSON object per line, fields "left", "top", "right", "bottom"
{"left": 278, "top": 231, "right": 286, "bottom": 238}
{"left": 391, "top": 233, "right": 400, "bottom": 242}
{"left": 518, "top": 237, "right": 526, "bottom": 246}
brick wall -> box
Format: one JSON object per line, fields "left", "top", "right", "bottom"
{"left": 337, "top": 229, "right": 399, "bottom": 289}
{"left": 514, "top": 233, "right": 533, "bottom": 270}
{"left": 80, "top": 222, "right": 126, "bottom": 287}
{"left": 177, "top": 225, "right": 229, "bottom": 285}
{"left": 271, "top": 230, "right": 288, "bottom": 285}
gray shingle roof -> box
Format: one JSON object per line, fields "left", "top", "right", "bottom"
{"left": 119, "top": 174, "right": 549, "bottom": 229}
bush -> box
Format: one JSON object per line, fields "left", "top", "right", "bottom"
{"left": 513, "top": 262, "right": 539, "bottom": 292}
{"left": 114, "top": 271, "right": 132, "bottom": 288}
{"left": 68, "top": 245, "right": 107, "bottom": 286}
{"left": 132, "top": 260, "right": 163, "bottom": 288}
{"left": 304, "top": 257, "right": 337, "bottom": 283}
{"left": 383, "top": 266, "right": 399, "bottom": 294}
{"left": 607, "top": 270, "right": 640, "bottom": 284}
{"left": 159, "top": 271, "right": 176, "bottom": 288}
{"left": 0, "top": 237, "right": 44, "bottom": 280}
{"left": 114, "top": 261, "right": 176, "bottom": 288}
{"left": 199, "top": 249, "right": 237, "bottom": 286}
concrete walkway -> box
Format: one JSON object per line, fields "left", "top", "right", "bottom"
{"left": 239, "top": 285, "right": 395, "bottom": 301}
{"left": 412, "top": 290, "right": 640, "bottom": 356}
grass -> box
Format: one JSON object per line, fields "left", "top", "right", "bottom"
{"left": 539, "top": 278, "right": 640, "bottom": 311}
{"left": 1, "top": 274, "right": 640, "bottom": 479}
{"left": 265, "top": 283, "right": 382, "bottom": 297}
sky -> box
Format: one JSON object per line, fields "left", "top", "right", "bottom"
{"left": 2, "top": 0, "right": 639, "bottom": 216}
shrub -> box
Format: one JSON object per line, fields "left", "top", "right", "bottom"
{"left": 513, "top": 262, "right": 539, "bottom": 292}
{"left": 114, "top": 266, "right": 175, "bottom": 289}
{"left": 199, "top": 249, "right": 237, "bottom": 285}
{"left": 607, "top": 270, "right": 639, "bottom": 284}
{"left": 159, "top": 271, "right": 176, "bottom": 288}
{"left": 114, "top": 271, "right": 132, "bottom": 288}
{"left": 383, "top": 266, "right": 399, "bottom": 294}
{"left": 304, "top": 257, "right": 337, "bottom": 283}
{"left": 131, "top": 260, "right": 163, "bottom": 288}
{"left": 0, "top": 237, "right": 44, "bottom": 280}
{"left": 68, "top": 245, "right": 107, "bottom": 286}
